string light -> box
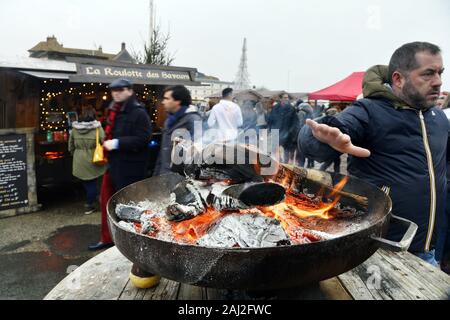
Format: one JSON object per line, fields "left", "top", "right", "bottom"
{"left": 40, "top": 81, "right": 163, "bottom": 130}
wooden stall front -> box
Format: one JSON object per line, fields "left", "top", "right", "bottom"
{"left": 0, "top": 56, "right": 200, "bottom": 217}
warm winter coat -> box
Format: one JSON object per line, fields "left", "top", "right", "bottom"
{"left": 267, "top": 102, "right": 301, "bottom": 149}
{"left": 69, "top": 121, "right": 107, "bottom": 181}
{"left": 297, "top": 103, "right": 314, "bottom": 128}
{"left": 153, "top": 106, "right": 202, "bottom": 176}
{"left": 107, "top": 96, "right": 152, "bottom": 191}
{"left": 242, "top": 104, "right": 258, "bottom": 131}
{"left": 299, "top": 65, "right": 449, "bottom": 254}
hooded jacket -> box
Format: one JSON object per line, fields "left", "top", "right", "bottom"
{"left": 299, "top": 65, "right": 449, "bottom": 254}
{"left": 69, "top": 121, "right": 107, "bottom": 181}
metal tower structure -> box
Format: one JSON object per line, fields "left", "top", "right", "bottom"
{"left": 234, "top": 38, "right": 251, "bottom": 90}
{"left": 149, "top": 0, "right": 156, "bottom": 44}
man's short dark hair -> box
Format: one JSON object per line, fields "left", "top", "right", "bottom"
{"left": 388, "top": 42, "right": 441, "bottom": 84}
{"left": 222, "top": 88, "right": 233, "bottom": 98}
{"left": 164, "top": 85, "right": 192, "bottom": 106}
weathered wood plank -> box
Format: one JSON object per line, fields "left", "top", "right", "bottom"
{"left": 119, "top": 280, "right": 147, "bottom": 300}
{"left": 346, "top": 253, "right": 420, "bottom": 300}
{"left": 143, "top": 278, "right": 180, "bottom": 300}
{"left": 319, "top": 278, "right": 353, "bottom": 300}
{"left": 367, "top": 251, "right": 440, "bottom": 300}
{"left": 177, "top": 284, "right": 207, "bottom": 300}
{"left": 387, "top": 250, "right": 450, "bottom": 289}
{"left": 206, "top": 280, "right": 351, "bottom": 301}
{"left": 45, "top": 245, "right": 450, "bottom": 301}
{"left": 338, "top": 270, "right": 378, "bottom": 300}
{"left": 45, "top": 247, "right": 132, "bottom": 300}
{"left": 339, "top": 250, "right": 450, "bottom": 300}
{"left": 342, "top": 252, "right": 427, "bottom": 300}
{"left": 378, "top": 251, "right": 450, "bottom": 299}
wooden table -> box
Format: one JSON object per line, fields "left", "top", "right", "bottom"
{"left": 45, "top": 247, "right": 450, "bottom": 300}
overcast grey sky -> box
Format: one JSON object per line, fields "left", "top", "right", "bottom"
{"left": 1, "top": 0, "right": 449, "bottom": 92}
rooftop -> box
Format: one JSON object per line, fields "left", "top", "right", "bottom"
{"left": 28, "top": 36, "right": 135, "bottom": 63}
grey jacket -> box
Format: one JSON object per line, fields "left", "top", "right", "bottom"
{"left": 153, "top": 106, "right": 202, "bottom": 176}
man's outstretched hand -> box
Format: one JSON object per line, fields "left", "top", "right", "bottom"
{"left": 305, "top": 119, "right": 371, "bottom": 158}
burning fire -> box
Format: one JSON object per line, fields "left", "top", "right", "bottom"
{"left": 172, "top": 208, "right": 224, "bottom": 244}
{"left": 259, "top": 176, "right": 349, "bottom": 244}
{"left": 44, "top": 151, "right": 65, "bottom": 160}
{"left": 282, "top": 176, "right": 349, "bottom": 220}
{"left": 170, "top": 177, "right": 349, "bottom": 245}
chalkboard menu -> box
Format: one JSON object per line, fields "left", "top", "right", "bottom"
{"left": 0, "top": 134, "right": 29, "bottom": 211}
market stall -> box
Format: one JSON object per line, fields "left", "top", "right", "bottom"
{"left": 0, "top": 53, "right": 200, "bottom": 216}
{"left": 308, "top": 72, "right": 365, "bottom": 110}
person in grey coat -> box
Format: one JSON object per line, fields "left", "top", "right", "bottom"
{"left": 296, "top": 102, "right": 315, "bottom": 168}
{"left": 153, "top": 86, "right": 202, "bottom": 176}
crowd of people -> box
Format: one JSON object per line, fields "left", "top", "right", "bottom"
{"left": 67, "top": 41, "right": 450, "bottom": 276}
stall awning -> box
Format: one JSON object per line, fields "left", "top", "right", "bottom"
{"left": 19, "top": 70, "right": 72, "bottom": 80}
{"left": 1, "top": 56, "right": 201, "bottom": 86}
{"left": 309, "top": 72, "right": 365, "bottom": 101}
{"left": 66, "top": 57, "right": 201, "bottom": 86}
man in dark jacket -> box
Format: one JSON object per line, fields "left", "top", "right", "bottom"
{"left": 153, "top": 85, "right": 202, "bottom": 176}
{"left": 89, "top": 79, "right": 152, "bottom": 251}
{"left": 296, "top": 102, "right": 315, "bottom": 168}
{"left": 299, "top": 42, "right": 447, "bottom": 266}
{"left": 437, "top": 112, "right": 450, "bottom": 273}
{"left": 268, "top": 93, "right": 301, "bottom": 164}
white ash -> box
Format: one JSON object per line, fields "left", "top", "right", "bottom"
{"left": 118, "top": 221, "right": 136, "bottom": 233}
{"left": 137, "top": 201, "right": 175, "bottom": 242}
{"left": 117, "top": 215, "right": 157, "bottom": 235}
{"left": 185, "top": 180, "right": 208, "bottom": 211}
{"left": 210, "top": 195, "right": 247, "bottom": 212}
{"left": 140, "top": 212, "right": 157, "bottom": 234}
{"left": 191, "top": 180, "right": 212, "bottom": 201}
{"left": 166, "top": 180, "right": 208, "bottom": 220}
{"left": 115, "top": 204, "right": 145, "bottom": 222}
{"left": 209, "top": 183, "right": 249, "bottom": 211}
{"left": 166, "top": 180, "right": 251, "bottom": 221}
{"left": 290, "top": 228, "right": 336, "bottom": 244}
{"left": 117, "top": 201, "right": 174, "bottom": 241}
{"left": 303, "top": 229, "right": 336, "bottom": 240}
{"left": 137, "top": 200, "right": 169, "bottom": 215}
{"left": 197, "top": 214, "right": 290, "bottom": 248}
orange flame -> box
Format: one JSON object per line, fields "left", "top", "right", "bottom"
{"left": 169, "top": 177, "right": 349, "bottom": 244}
{"left": 172, "top": 208, "right": 225, "bottom": 244}
{"left": 281, "top": 176, "right": 349, "bottom": 220}
{"left": 44, "top": 151, "right": 65, "bottom": 160}
{"left": 260, "top": 176, "right": 349, "bottom": 243}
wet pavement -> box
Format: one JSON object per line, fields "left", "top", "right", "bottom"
{"left": 0, "top": 184, "right": 106, "bottom": 300}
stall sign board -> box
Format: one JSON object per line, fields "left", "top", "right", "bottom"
{"left": 0, "top": 134, "right": 29, "bottom": 211}
{"left": 70, "top": 63, "right": 198, "bottom": 86}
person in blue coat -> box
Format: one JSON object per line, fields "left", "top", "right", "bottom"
{"left": 299, "top": 42, "right": 448, "bottom": 266}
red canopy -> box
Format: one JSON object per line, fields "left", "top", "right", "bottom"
{"left": 309, "top": 72, "right": 365, "bottom": 101}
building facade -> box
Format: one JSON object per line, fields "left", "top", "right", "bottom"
{"left": 186, "top": 72, "right": 233, "bottom": 103}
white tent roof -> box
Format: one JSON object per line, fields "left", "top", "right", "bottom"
{"left": 0, "top": 55, "right": 76, "bottom": 73}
